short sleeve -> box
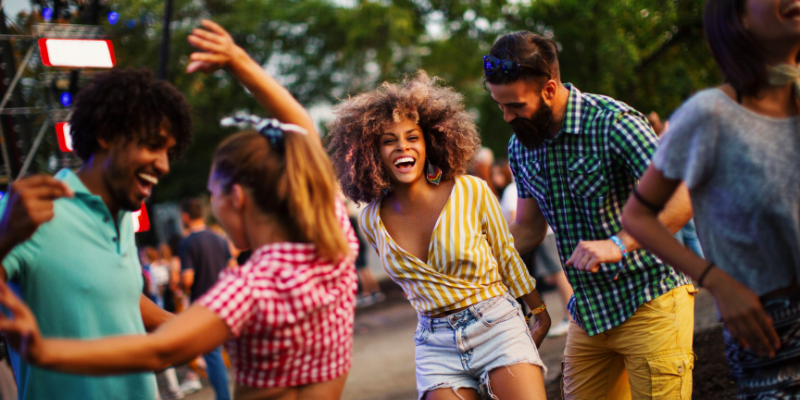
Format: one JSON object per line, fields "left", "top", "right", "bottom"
{"left": 197, "top": 272, "right": 255, "bottom": 337}
{"left": 608, "top": 111, "right": 659, "bottom": 179}
{"left": 0, "top": 196, "right": 36, "bottom": 282}
{"left": 179, "top": 239, "right": 193, "bottom": 272}
{"left": 652, "top": 92, "right": 719, "bottom": 189}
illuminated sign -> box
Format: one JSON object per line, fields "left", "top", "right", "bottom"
{"left": 38, "top": 39, "right": 116, "bottom": 68}
{"left": 132, "top": 204, "right": 150, "bottom": 233}
{"left": 55, "top": 122, "right": 72, "bottom": 152}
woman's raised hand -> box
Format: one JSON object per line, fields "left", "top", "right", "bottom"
{"left": 186, "top": 20, "right": 246, "bottom": 74}
{"left": 0, "top": 280, "right": 43, "bottom": 363}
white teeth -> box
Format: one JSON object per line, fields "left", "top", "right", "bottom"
{"left": 782, "top": 1, "right": 800, "bottom": 14}
{"left": 138, "top": 173, "right": 158, "bottom": 185}
{"left": 394, "top": 157, "right": 415, "bottom": 166}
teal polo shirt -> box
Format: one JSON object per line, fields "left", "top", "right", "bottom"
{"left": 0, "top": 169, "right": 155, "bottom": 400}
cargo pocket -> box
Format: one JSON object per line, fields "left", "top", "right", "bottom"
{"left": 647, "top": 352, "right": 694, "bottom": 399}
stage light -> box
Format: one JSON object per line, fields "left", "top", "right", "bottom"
{"left": 42, "top": 7, "right": 53, "bottom": 21}
{"left": 60, "top": 92, "right": 72, "bottom": 107}
{"left": 108, "top": 11, "right": 119, "bottom": 25}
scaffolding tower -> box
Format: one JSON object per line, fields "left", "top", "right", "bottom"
{"left": 0, "top": 11, "right": 106, "bottom": 187}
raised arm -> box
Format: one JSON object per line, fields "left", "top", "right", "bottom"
{"left": 186, "top": 20, "right": 317, "bottom": 138}
{"left": 0, "top": 280, "right": 229, "bottom": 375}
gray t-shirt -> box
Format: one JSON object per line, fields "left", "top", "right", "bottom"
{"left": 653, "top": 88, "right": 800, "bottom": 295}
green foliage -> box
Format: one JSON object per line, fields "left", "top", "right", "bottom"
{"left": 30, "top": 0, "right": 722, "bottom": 200}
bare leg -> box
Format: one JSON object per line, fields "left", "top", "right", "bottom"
{"left": 486, "top": 364, "right": 546, "bottom": 400}
{"left": 423, "top": 387, "right": 481, "bottom": 400}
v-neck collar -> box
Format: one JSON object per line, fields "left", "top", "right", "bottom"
{"left": 375, "top": 175, "right": 460, "bottom": 266}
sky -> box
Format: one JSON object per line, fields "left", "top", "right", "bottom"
{"left": 3, "top": 0, "right": 31, "bottom": 18}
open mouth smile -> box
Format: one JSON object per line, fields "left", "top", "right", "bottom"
{"left": 393, "top": 156, "right": 417, "bottom": 173}
{"left": 136, "top": 172, "right": 159, "bottom": 198}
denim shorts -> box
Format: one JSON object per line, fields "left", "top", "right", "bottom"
{"left": 414, "top": 292, "right": 546, "bottom": 399}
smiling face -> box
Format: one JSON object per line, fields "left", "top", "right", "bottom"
{"left": 379, "top": 119, "right": 427, "bottom": 186}
{"left": 489, "top": 79, "right": 556, "bottom": 150}
{"left": 744, "top": 0, "right": 800, "bottom": 49}
{"left": 101, "top": 126, "right": 175, "bottom": 211}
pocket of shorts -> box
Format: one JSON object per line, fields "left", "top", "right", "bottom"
{"left": 478, "top": 299, "right": 518, "bottom": 327}
{"left": 414, "top": 326, "right": 429, "bottom": 346}
{"left": 647, "top": 354, "right": 694, "bottom": 399}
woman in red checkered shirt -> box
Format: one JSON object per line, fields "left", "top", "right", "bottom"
{"left": 0, "top": 20, "right": 359, "bottom": 400}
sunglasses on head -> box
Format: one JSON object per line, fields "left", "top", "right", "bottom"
{"left": 482, "top": 55, "right": 551, "bottom": 80}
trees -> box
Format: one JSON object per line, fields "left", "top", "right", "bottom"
{"left": 17, "top": 0, "right": 720, "bottom": 201}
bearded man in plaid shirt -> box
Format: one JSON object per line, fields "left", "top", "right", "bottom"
{"left": 485, "top": 31, "right": 697, "bottom": 399}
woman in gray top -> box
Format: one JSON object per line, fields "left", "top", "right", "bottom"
{"left": 622, "top": 0, "right": 800, "bottom": 398}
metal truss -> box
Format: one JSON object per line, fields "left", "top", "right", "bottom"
{"left": 0, "top": 23, "right": 107, "bottom": 183}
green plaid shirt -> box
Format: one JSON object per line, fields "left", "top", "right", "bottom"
{"left": 508, "top": 84, "right": 691, "bottom": 336}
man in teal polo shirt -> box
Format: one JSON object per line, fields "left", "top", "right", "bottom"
{"left": 0, "top": 68, "right": 193, "bottom": 400}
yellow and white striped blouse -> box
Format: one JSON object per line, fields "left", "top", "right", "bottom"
{"left": 359, "top": 175, "right": 537, "bottom": 316}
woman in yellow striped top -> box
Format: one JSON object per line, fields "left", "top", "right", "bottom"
{"left": 327, "top": 72, "right": 550, "bottom": 400}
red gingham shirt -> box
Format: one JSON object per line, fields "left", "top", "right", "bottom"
{"left": 198, "top": 201, "right": 359, "bottom": 388}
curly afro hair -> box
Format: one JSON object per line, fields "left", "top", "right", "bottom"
{"left": 326, "top": 71, "right": 481, "bottom": 205}
{"left": 69, "top": 68, "right": 192, "bottom": 161}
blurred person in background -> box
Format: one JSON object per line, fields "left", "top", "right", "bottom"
{"left": 179, "top": 198, "right": 232, "bottom": 400}
{"left": 486, "top": 31, "right": 695, "bottom": 399}
{"left": 346, "top": 199, "right": 385, "bottom": 308}
{"left": 623, "top": 0, "right": 800, "bottom": 398}
{"left": 471, "top": 147, "right": 499, "bottom": 197}
{"left": 492, "top": 158, "right": 513, "bottom": 195}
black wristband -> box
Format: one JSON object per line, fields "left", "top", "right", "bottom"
{"left": 632, "top": 186, "right": 664, "bottom": 213}
{"left": 697, "top": 262, "right": 716, "bottom": 288}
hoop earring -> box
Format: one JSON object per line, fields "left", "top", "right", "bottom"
{"left": 426, "top": 160, "right": 442, "bottom": 185}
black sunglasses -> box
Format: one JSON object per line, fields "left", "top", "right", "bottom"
{"left": 482, "top": 55, "right": 551, "bottom": 80}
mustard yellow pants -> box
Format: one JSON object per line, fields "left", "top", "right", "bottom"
{"left": 561, "top": 285, "right": 697, "bottom": 400}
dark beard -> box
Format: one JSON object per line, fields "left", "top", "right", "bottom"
{"left": 509, "top": 101, "right": 554, "bottom": 151}
{"left": 104, "top": 159, "right": 144, "bottom": 212}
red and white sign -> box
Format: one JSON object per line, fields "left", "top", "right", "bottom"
{"left": 39, "top": 38, "right": 115, "bottom": 68}
{"left": 55, "top": 122, "right": 72, "bottom": 152}
{"left": 132, "top": 204, "right": 150, "bottom": 233}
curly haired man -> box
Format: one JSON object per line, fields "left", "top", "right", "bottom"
{"left": 484, "top": 32, "right": 696, "bottom": 399}
{"left": 0, "top": 68, "right": 192, "bottom": 400}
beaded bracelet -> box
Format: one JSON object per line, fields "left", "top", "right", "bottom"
{"left": 525, "top": 304, "right": 547, "bottom": 325}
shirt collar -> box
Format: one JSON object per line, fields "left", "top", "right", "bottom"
{"left": 54, "top": 168, "right": 92, "bottom": 196}
{"left": 559, "top": 83, "right": 583, "bottom": 135}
